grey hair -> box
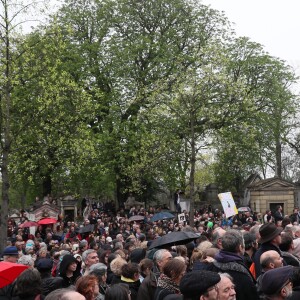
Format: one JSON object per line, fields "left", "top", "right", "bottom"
{"left": 82, "top": 249, "right": 96, "bottom": 262}
{"left": 17, "top": 255, "right": 34, "bottom": 267}
{"left": 249, "top": 225, "right": 260, "bottom": 237}
{"left": 116, "top": 233, "right": 123, "bottom": 240}
{"left": 89, "top": 263, "right": 107, "bottom": 272}
{"left": 115, "top": 241, "right": 123, "bottom": 250}
{"left": 221, "top": 230, "right": 244, "bottom": 253}
{"left": 79, "top": 239, "right": 88, "bottom": 248}
{"left": 212, "top": 228, "right": 223, "bottom": 247}
{"left": 153, "top": 249, "right": 170, "bottom": 262}
{"left": 219, "top": 272, "right": 234, "bottom": 281}
{"left": 291, "top": 225, "right": 300, "bottom": 233}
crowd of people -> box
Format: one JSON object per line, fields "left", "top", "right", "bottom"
{"left": 1, "top": 203, "right": 300, "bottom": 300}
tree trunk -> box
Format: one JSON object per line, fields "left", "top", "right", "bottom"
{"left": 275, "top": 139, "right": 282, "bottom": 178}
{"left": 189, "top": 106, "right": 196, "bottom": 227}
{"left": 0, "top": 0, "right": 11, "bottom": 252}
{"left": 0, "top": 148, "right": 10, "bottom": 252}
{"left": 42, "top": 173, "right": 52, "bottom": 196}
{"left": 21, "top": 194, "right": 26, "bottom": 210}
{"left": 115, "top": 175, "right": 123, "bottom": 208}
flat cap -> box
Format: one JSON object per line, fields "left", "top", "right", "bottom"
{"left": 180, "top": 270, "right": 221, "bottom": 297}
{"left": 261, "top": 266, "right": 293, "bottom": 295}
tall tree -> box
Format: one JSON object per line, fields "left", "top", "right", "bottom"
{"left": 213, "top": 37, "right": 298, "bottom": 192}
{"left": 0, "top": 0, "right": 47, "bottom": 251}
{"left": 10, "top": 24, "right": 100, "bottom": 198}
{"left": 54, "top": 0, "right": 231, "bottom": 205}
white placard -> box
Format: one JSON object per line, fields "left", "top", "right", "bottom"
{"left": 218, "top": 192, "right": 238, "bottom": 218}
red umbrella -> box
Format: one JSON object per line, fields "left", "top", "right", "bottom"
{"left": 19, "top": 221, "right": 38, "bottom": 228}
{"left": 37, "top": 218, "right": 57, "bottom": 225}
{"left": 0, "top": 262, "right": 29, "bottom": 288}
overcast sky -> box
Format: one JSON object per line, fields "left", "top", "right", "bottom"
{"left": 202, "top": 0, "right": 300, "bottom": 75}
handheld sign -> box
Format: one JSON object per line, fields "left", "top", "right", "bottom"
{"left": 218, "top": 192, "right": 238, "bottom": 218}
{"left": 178, "top": 213, "right": 186, "bottom": 223}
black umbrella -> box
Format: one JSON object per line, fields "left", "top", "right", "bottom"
{"left": 78, "top": 224, "right": 95, "bottom": 234}
{"left": 148, "top": 231, "right": 199, "bottom": 250}
{"left": 150, "top": 211, "right": 175, "bottom": 222}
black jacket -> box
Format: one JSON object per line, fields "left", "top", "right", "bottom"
{"left": 120, "top": 278, "right": 141, "bottom": 300}
{"left": 211, "top": 250, "right": 259, "bottom": 300}
{"left": 58, "top": 254, "right": 81, "bottom": 288}
{"left": 253, "top": 242, "right": 286, "bottom": 277}
{"left": 137, "top": 271, "right": 158, "bottom": 300}
{"left": 41, "top": 275, "right": 63, "bottom": 296}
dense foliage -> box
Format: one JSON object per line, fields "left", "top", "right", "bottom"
{"left": 0, "top": 0, "right": 299, "bottom": 245}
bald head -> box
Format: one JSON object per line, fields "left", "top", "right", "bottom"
{"left": 45, "top": 289, "right": 85, "bottom": 300}
{"left": 260, "top": 250, "right": 283, "bottom": 271}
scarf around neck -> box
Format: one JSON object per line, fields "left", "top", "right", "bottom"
{"left": 157, "top": 274, "right": 180, "bottom": 294}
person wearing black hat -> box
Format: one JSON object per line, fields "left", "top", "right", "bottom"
{"left": 260, "top": 265, "right": 293, "bottom": 299}
{"left": 253, "top": 223, "right": 286, "bottom": 278}
{"left": 179, "top": 270, "right": 221, "bottom": 300}
{"left": 289, "top": 266, "right": 300, "bottom": 300}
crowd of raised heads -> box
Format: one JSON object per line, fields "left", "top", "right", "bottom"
{"left": 2, "top": 203, "right": 300, "bottom": 300}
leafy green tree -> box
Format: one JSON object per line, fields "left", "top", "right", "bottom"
{"left": 0, "top": 0, "right": 49, "bottom": 250}
{"left": 10, "top": 24, "right": 100, "bottom": 200}
{"left": 213, "top": 37, "right": 298, "bottom": 192}
{"left": 53, "top": 0, "right": 231, "bottom": 205}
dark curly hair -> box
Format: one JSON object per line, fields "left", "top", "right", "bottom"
{"left": 15, "top": 268, "right": 42, "bottom": 297}
{"left": 121, "top": 262, "right": 139, "bottom": 279}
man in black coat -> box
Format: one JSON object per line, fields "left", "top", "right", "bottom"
{"left": 173, "top": 189, "right": 181, "bottom": 213}
{"left": 274, "top": 205, "right": 284, "bottom": 224}
{"left": 211, "top": 229, "right": 259, "bottom": 300}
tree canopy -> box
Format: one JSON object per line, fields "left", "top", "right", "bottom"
{"left": 0, "top": 0, "right": 298, "bottom": 235}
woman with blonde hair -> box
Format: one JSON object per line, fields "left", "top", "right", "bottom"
{"left": 110, "top": 256, "right": 127, "bottom": 285}
{"left": 189, "top": 248, "right": 203, "bottom": 270}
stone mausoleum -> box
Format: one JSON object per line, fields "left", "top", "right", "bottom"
{"left": 246, "top": 177, "right": 296, "bottom": 216}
